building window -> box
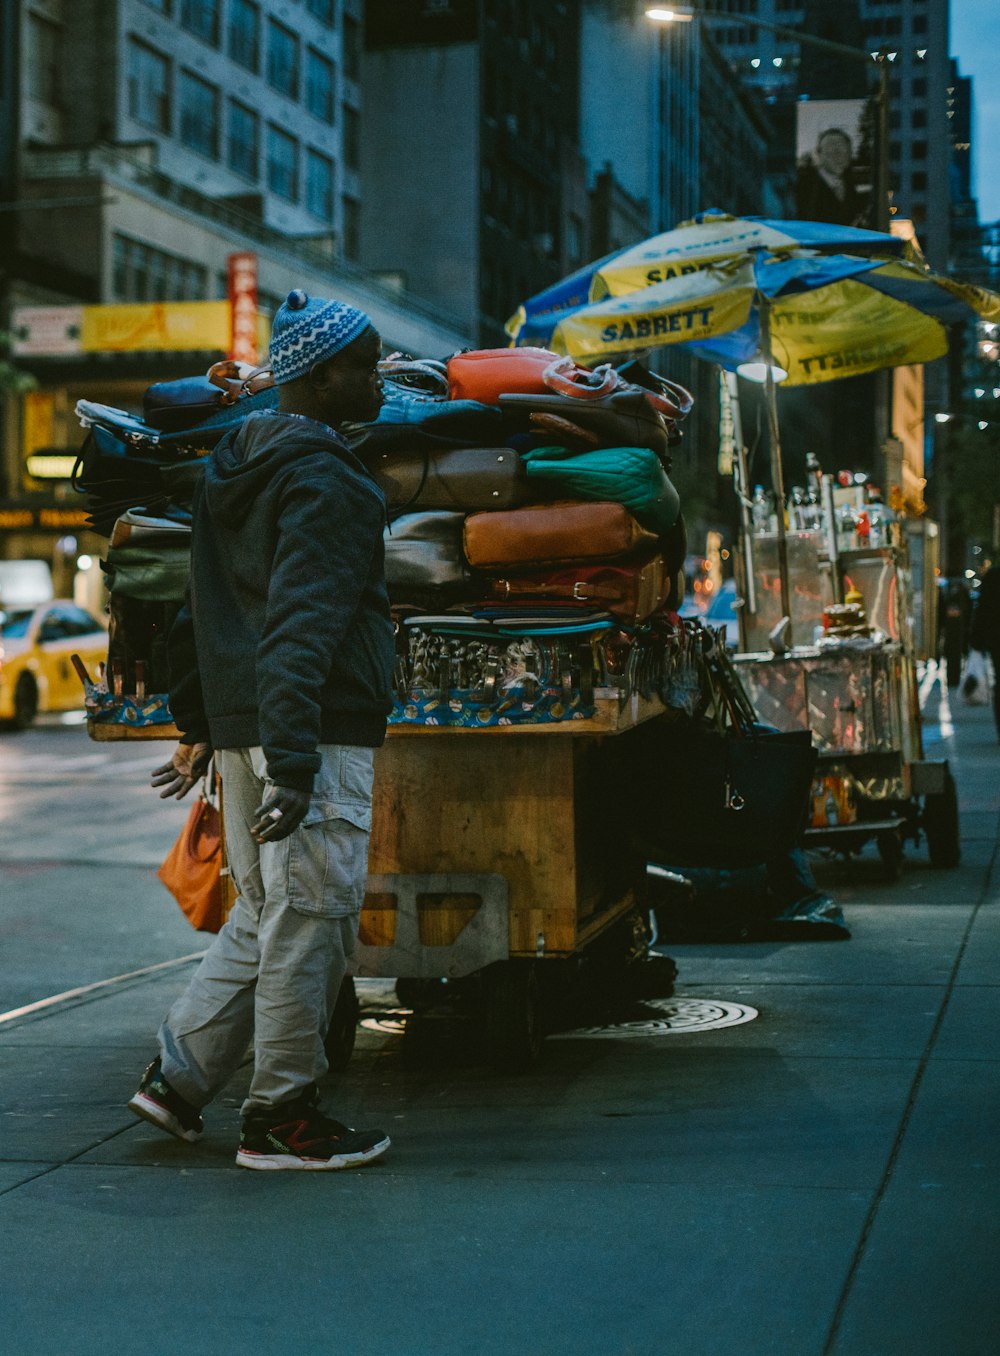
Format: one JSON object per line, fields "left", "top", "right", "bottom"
{"left": 306, "top": 0, "right": 334, "bottom": 23}
{"left": 912, "top": 77, "right": 927, "bottom": 97}
{"left": 27, "top": 14, "right": 63, "bottom": 106}
{"left": 343, "top": 13, "right": 361, "bottom": 81}
{"left": 267, "top": 19, "right": 299, "bottom": 98}
{"left": 128, "top": 40, "right": 171, "bottom": 132}
{"left": 228, "top": 99, "right": 259, "bottom": 179}
{"left": 179, "top": 70, "right": 220, "bottom": 159}
{"left": 112, "top": 234, "right": 207, "bottom": 302}
{"left": 306, "top": 48, "right": 335, "bottom": 124}
{"left": 912, "top": 108, "right": 926, "bottom": 128}
{"left": 343, "top": 195, "right": 360, "bottom": 259}
{"left": 180, "top": 0, "right": 219, "bottom": 45}
{"left": 912, "top": 139, "right": 928, "bottom": 160}
{"left": 912, "top": 14, "right": 928, "bottom": 34}
{"left": 912, "top": 171, "right": 928, "bottom": 192}
{"left": 267, "top": 124, "right": 299, "bottom": 200}
{"left": 228, "top": 0, "right": 260, "bottom": 72}
{"left": 306, "top": 148, "right": 334, "bottom": 220}
{"left": 343, "top": 103, "right": 360, "bottom": 169}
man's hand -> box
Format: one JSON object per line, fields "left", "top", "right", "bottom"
{"left": 251, "top": 786, "right": 311, "bottom": 844}
{"left": 151, "top": 742, "right": 212, "bottom": 800}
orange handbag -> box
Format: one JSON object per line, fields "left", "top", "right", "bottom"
{"left": 446, "top": 347, "right": 559, "bottom": 404}
{"left": 157, "top": 795, "right": 224, "bottom": 933}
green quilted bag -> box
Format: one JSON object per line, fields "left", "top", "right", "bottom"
{"left": 522, "top": 445, "right": 681, "bottom": 536}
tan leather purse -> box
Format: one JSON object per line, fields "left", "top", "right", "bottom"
{"left": 463, "top": 500, "right": 659, "bottom": 571}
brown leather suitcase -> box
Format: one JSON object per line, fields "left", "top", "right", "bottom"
{"left": 486, "top": 554, "right": 673, "bottom": 623}
{"left": 463, "top": 500, "right": 659, "bottom": 571}
{"left": 370, "top": 445, "right": 528, "bottom": 512}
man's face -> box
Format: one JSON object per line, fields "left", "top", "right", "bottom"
{"left": 312, "top": 327, "right": 384, "bottom": 425}
{"left": 817, "top": 133, "right": 851, "bottom": 176}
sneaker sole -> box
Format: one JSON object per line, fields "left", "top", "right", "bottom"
{"left": 128, "top": 1091, "right": 203, "bottom": 1143}
{"left": 235, "top": 1135, "right": 391, "bottom": 1171}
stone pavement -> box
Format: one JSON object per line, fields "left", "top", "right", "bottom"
{"left": 1, "top": 671, "right": 998, "bottom": 1356}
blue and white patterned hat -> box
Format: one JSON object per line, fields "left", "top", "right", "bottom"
{"left": 268, "top": 290, "right": 372, "bottom": 384}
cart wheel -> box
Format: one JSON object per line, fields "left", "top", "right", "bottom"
{"left": 876, "top": 831, "right": 904, "bottom": 881}
{"left": 924, "top": 773, "right": 961, "bottom": 869}
{"left": 482, "top": 960, "right": 543, "bottom": 1071}
{"left": 323, "top": 975, "right": 359, "bottom": 1073}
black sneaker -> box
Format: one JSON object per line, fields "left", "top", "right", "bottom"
{"left": 127, "top": 1058, "right": 204, "bottom": 1143}
{"left": 236, "top": 1100, "right": 390, "bottom": 1172}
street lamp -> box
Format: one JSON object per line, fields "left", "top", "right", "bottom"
{"left": 644, "top": 4, "right": 894, "bottom": 233}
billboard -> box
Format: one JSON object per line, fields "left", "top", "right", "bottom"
{"left": 12, "top": 301, "right": 232, "bottom": 356}
{"left": 795, "top": 98, "right": 875, "bottom": 229}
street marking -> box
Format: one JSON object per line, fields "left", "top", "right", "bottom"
{"left": 0, "top": 952, "right": 207, "bottom": 1027}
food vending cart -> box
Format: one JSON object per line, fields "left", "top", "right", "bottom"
{"left": 730, "top": 500, "right": 959, "bottom": 879}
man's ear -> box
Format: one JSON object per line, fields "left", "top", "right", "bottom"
{"left": 308, "top": 356, "right": 339, "bottom": 393}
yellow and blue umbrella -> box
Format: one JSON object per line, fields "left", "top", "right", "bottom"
{"left": 506, "top": 210, "right": 912, "bottom": 348}
{"left": 544, "top": 250, "right": 1000, "bottom": 384}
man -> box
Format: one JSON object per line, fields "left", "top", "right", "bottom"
{"left": 970, "top": 562, "right": 1000, "bottom": 742}
{"left": 796, "top": 127, "right": 868, "bottom": 228}
{"left": 129, "top": 290, "right": 394, "bottom": 1171}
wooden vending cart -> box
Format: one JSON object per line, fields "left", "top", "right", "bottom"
{"left": 88, "top": 691, "right": 669, "bottom": 1068}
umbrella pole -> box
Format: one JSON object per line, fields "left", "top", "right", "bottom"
{"left": 759, "top": 295, "right": 793, "bottom": 639}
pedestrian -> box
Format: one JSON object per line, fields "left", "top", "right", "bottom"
{"left": 970, "top": 562, "right": 1000, "bottom": 742}
{"left": 129, "top": 290, "right": 395, "bottom": 1170}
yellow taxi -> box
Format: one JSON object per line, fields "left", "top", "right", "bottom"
{"left": 0, "top": 600, "right": 108, "bottom": 729}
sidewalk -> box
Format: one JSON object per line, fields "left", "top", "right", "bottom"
{"left": 1, "top": 669, "right": 998, "bottom": 1356}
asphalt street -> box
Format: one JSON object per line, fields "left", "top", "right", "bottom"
{"left": 1, "top": 679, "right": 998, "bottom": 1356}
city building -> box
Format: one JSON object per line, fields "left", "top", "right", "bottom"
{"left": 0, "top": 0, "right": 470, "bottom": 586}
{"left": 360, "top": 0, "right": 586, "bottom": 348}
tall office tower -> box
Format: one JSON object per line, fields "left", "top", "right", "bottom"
{"left": 708, "top": 0, "right": 952, "bottom": 269}
{"left": 360, "top": 0, "right": 586, "bottom": 346}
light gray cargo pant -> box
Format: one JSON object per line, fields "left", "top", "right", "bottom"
{"left": 157, "top": 744, "right": 374, "bottom": 1117}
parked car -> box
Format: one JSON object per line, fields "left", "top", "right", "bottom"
{"left": 0, "top": 601, "right": 107, "bottom": 729}
{"left": 679, "top": 578, "right": 740, "bottom": 649}
{"left": 702, "top": 579, "right": 741, "bottom": 649}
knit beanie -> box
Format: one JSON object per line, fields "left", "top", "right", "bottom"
{"left": 268, "top": 290, "right": 372, "bottom": 384}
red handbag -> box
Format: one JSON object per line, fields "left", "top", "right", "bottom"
{"left": 486, "top": 555, "right": 675, "bottom": 624}
{"left": 157, "top": 795, "right": 224, "bottom": 933}
{"left": 446, "top": 348, "right": 558, "bottom": 404}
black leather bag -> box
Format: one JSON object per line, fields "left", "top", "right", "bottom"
{"left": 630, "top": 718, "right": 817, "bottom": 863}
{"left": 499, "top": 390, "right": 673, "bottom": 456}
{"left": 371, "top": 446, "right": 529, "bottom": 513}
{"left": 383, "top": 511, "right": 472, "bottom": 601}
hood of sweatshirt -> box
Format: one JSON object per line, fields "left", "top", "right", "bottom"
{"left": 202, "top": 411, "right": 367, "bottom": 528}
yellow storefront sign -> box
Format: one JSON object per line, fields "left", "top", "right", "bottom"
{"left": 80, "top": 301, "right": 231, "bottom": 353}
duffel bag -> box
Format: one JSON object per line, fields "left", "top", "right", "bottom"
{"left": 347, "top": 398, "right": 505, "bottom": 457}
{"left": 384, "top": 511, "right": 471, "bottom": 599}
{"left": 521, "top": 445, "right": 680, "bottom": 537}
{"left": 371, "top": 446, "right": 529, "bottom": 514}
{"left": 143, "top": 376, "right": 230, "bottom": 432}
{"left": 486, "top": 554, "right": 674, "bottom": 624}
{"left": 446, "top": 347, "right": 559, "bottom": 404}
{"left": 463, "top": 500, "right": 658, "bottom": 571}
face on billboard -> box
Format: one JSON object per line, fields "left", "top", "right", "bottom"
{"left": 795, "top": 98, "right": 873, "bottom": 228}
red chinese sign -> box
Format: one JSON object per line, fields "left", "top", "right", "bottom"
{"left": 228, "top": 251, "right": 259, "bottom": 364}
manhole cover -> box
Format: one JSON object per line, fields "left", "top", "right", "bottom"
{"left": 553, "top": 997, "right": 759, "bottom": 1040}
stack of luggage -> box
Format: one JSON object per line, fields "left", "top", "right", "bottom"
{"left": 71, "top": 348, "right": 698, "bottom": 728}
{"left": 347, "top": 347, "right": 694, "bottom": 725}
